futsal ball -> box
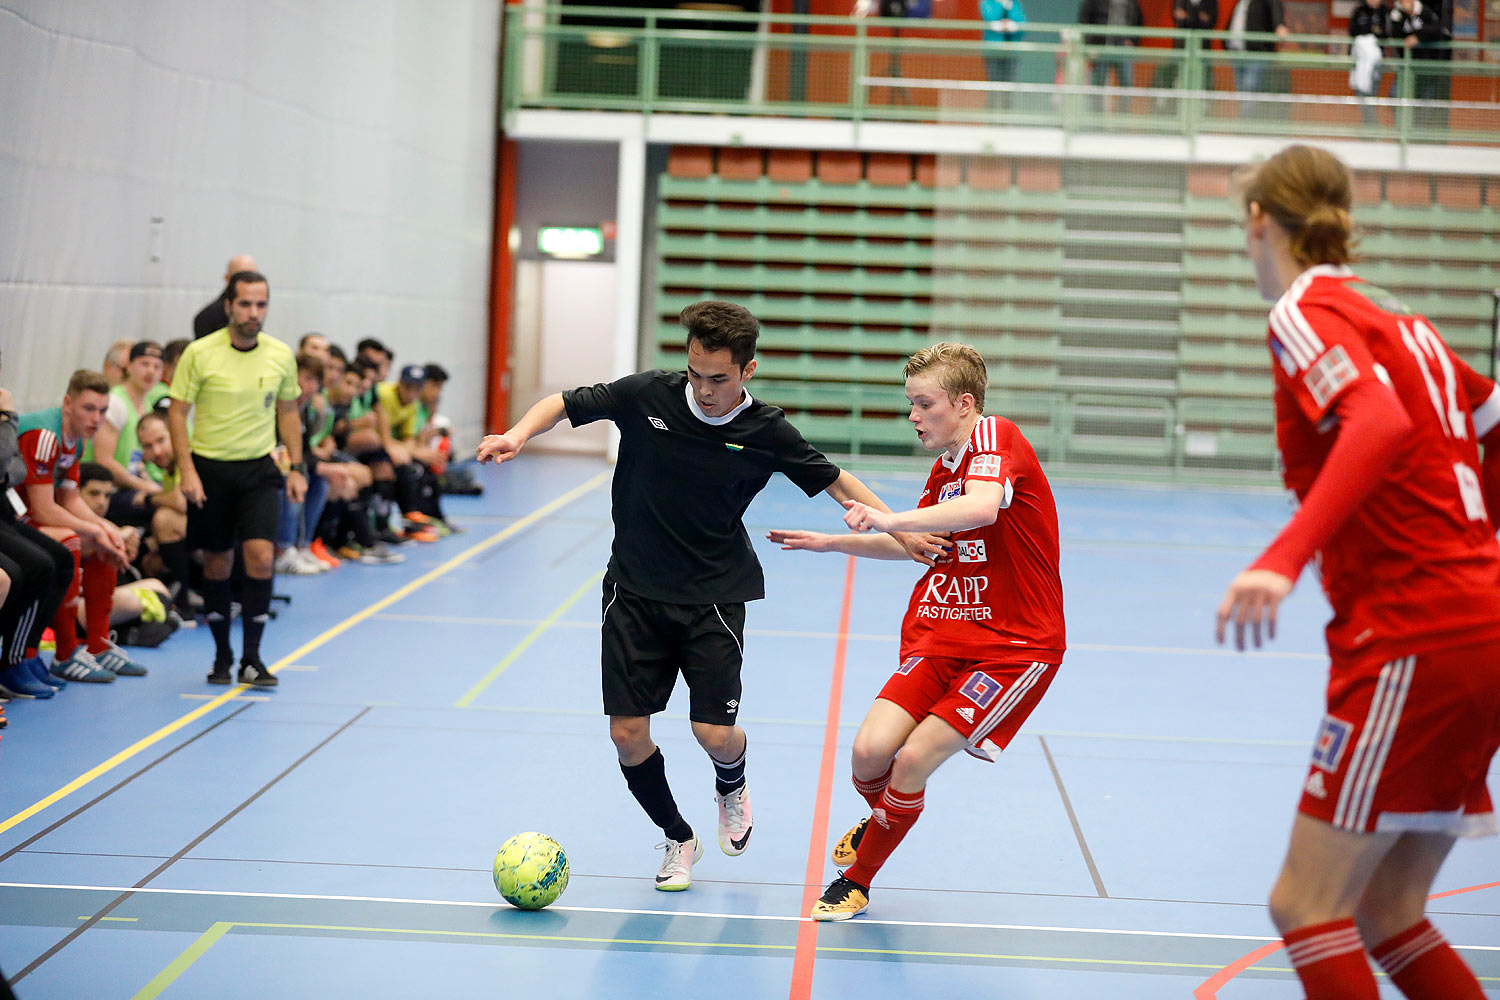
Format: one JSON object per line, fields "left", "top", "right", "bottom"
{"left": 492, "top": 832, "right": 570, "bottom": 910}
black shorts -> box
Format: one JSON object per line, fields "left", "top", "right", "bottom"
{"left": 600, "top": 574, "right": 746, "bottom": 726}
{"left": 106, "top": 488, "right": 153, "bottom": 529}
{"left": 187, "top": 454, "right": 283, "bottom": 552}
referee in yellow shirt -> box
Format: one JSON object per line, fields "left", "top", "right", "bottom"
{"left": 167, "top": 270, "right": 305, "bottom": 687}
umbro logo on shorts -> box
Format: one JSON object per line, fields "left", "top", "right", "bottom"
{"left": 726, "top": 699, "right": 739, "bottom": 714}
{"left": 648, "top": 417, "right": 668, "bottom": 431}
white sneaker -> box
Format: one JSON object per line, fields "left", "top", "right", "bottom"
{"left": 715, "top": 784, "right": 753, "bottom": 856}
{"left": 653, "top": 834, "right": 702, "bottom": 891}
{"left": 296, "top": 548, "right": 330, "bottom": 573}
{"left": 274, "top": 549, "right": 319, "bottom": 575}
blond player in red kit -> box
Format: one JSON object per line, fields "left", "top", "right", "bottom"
{"left": 1216, "top": 145, "right": 1500, "bottom": 1000}
{"left": 769, "top": 342, "right": 1065, "bottom": 920}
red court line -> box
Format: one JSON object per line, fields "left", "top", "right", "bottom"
{"left": 1194, "top": 879, "right": 1500, "bottom": 999}
{"left": 788, "top": 556, "right": 858, "bottom": 1000}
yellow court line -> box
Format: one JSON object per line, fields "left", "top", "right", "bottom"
{"left": 453, "top": 571, "right": 604, "bottom": 708}
{"left": 0, "top": 471, "right": 610, "bottom": 839}
{"left": 131, "top": 921, "right": 232, "bottom": 1000}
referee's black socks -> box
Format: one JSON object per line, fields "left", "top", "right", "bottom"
{"left": 202, "top": 576, "right": 234, "bottom": 663}
{"left": 241, "top": 576, "right": 272, "bottom": 663}
{"left": 620, "top": 747, "right": 694, "bottom": 844}
{"left": 712, "top": 736, "right": 747, "bottom": 797}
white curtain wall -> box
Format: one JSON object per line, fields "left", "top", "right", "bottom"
{"left": 0, "top": 0, "right": 501, "bottom": 446}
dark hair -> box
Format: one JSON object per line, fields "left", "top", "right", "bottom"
{"left": 226, "top": 270, "right": 270, "bottom": 301}
{"left": 355, "top": 338, "right": 391, "bottom": 360}
{"left": 348, "top": 357, "right": 378, "bottom": 378}
{"left": 296, "top": 352, "right": 325, "bottom": 378}
{"left": 327, "top": 344, "right": 348, "bottom": 363}
{"left": 137, "top": 411, "right": 169, "bottom": 437}
{"left": 423, "top": 363, "right": 449, "bottom": 383}
{"left": 66, "top": 369, "right": 111, "bottom": 399}
{"left": 78, "top": 462, "right": 113, "bottom": 488}
{"left": 680, "top": 300, "right": 759, "bottom": 370}
{"left": 162, "top": 339, "right": 190, "bottom": 366}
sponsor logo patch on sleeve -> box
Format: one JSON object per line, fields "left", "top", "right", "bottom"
{"left": 1311, "top": 714, "right": 1353, "bottom": 773}
{"left": 1303, "top": 344, "right": 1359, "bottom": 409}
{"left": 968, "top": 454, "right": 1004, "bottom": 480}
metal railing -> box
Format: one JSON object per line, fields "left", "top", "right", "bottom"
{"left": 501, "top": 6, "right": 1500, "bottom": 146}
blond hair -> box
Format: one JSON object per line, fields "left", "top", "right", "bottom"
{"left": 1236, "top": 145, "right": 1357, "bottom": 267}
{"left": 904, "top": 342, "right": 987, "bottom": 412}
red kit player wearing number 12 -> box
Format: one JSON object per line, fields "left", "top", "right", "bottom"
{"left": 1217, "top": 145, "right": 1500, "bottom": 1000}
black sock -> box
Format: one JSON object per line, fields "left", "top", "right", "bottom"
{"left": 240, "top": 575, "right": 272, "bottom": 663}
{"left": 712, "top": 736, "right": 747, "bottom": 797}
{"left": 395, "top": 462, "right": 423, "bottom": 516}
{"left": 203, "top": 576, "right": 233, "bottom": 662}
{"left": 159, "top": 540, "right": 192, "bottom": 610}
{"left": 373, "top": 481, "right": 396, "bottom": 532}
{"left": 349, "top": 493, "right": 377, "bottom": 547}
{"left": 620, "top": 748, "right": 693, "bottom": 843}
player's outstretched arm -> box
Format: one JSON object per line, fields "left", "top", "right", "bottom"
{"left": 767, "top": 528, "right": 911, "bottom": 560}
{"left": 824, "top": 468, "right": 950, "bottom": 565}
{"left": 476, "top": 393, "right": 567, "bottom": 465}
{"left": 844, "top": 478, "right": 1006, "bottom": 535}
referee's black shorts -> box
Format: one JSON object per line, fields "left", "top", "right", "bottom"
{"left": 600, "top": 573, "right": 746, "bottom": 726}
{"left": 187, "top": 454, "right": 283, "bottom": 552}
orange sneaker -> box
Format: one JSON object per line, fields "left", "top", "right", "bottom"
{"left": 404, "top": 511, "right": 436, "bottom": 526}
{"left": 403, "top": 526, "right": 439, "bottom": 543}
{"left": 309, "top": 538, "right": 341, "bottom": 568}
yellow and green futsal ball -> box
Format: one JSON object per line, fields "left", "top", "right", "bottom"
{"left": 493, "top": 832, "right": 570, "bottom": 910}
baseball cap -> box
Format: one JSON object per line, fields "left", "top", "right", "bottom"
{"left": 398, "top": 364, "right": 426, "bottom": 384}
{"left": 129, "top": 341, "right": 164, "bottom": 361}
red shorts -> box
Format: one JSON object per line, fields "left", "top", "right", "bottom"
{"left": 1299, "top": 640, "right": 1500, "bottom": 837}
{"left": 877, "top": 655, "right": 1059, "bottom": 762}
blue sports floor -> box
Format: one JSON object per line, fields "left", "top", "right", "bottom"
{"left": 1, "top": 454, "right": 1496, "bottom": 999}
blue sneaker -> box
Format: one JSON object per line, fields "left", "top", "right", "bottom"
{"left": 0, "top": 661, "right": 57, "bottom": 698}
{"left": 25, "top": 654, "right": 64, "bottom": 689}
{"left": 95, "top": 641, "right": 147, "bottom": 677}
{"left": 50, "top": 649, "right": 116, "bottom": 684}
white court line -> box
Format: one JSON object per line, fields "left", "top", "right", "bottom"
{"left": 5, "top": 883, "right": 1494, "bottom": 950}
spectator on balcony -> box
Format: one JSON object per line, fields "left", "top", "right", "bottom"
{"left": 1079, "top": 0, "right": 1143, "bottom": 113}
{"left": 1224, "top": 0, "right": 1290, "bottom": 118}
{"left": 1388, "top": 0, "right": 1451, "bottom": 130}
{"left": 1154, "top": 0, "right": 1218, "bottom": 102}
{"left": 1349, "top": 0, "right": 1389, "bottom": 125}
{"left": 979, "top": 0, "right": 1028, "bottom": 109}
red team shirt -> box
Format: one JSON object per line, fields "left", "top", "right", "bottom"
{"left": 15, "top": 409, "right": 82, "bottom": 523}
{"left": 900, "top": 414, "right": 1066, "bottom": 662}
{"left": 1260, "top": 264, "right": 1500, "bottom": 664}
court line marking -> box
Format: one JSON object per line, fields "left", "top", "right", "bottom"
{"left": 130, "top": 917, "right": 1305, "bottom": 999}
{"left": 452, "top": 571, "right": 604, "bottom": 708}
{"left": 1194, "top": 879, "right": 1500, "bottom": 999}
{"left": 1038, "top": 735, "right": 1107, "bottom": 898}
{"left": 10, "top": 708, "right": 370, "bottom": 985}
{"left": 790, "top": 556, "right": 856, "bottom": 1000}
{"left": 8, "top": 882, "right": 1497, "bottom": 951}
{"left": 0, "top": 471, "right": 610, "bottom": 841}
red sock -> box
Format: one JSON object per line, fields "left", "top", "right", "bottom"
{"left": 1283, "top": 918, "right": 1379, "bottom": 999}
{"left": 82, "top": 556, "right": 114, "bottom": 655}
{"left": 852, "top": 761, "right": 893, "bottom": 811}
{"left": 50, "top": 541, "right": 83, "bottom": 661}
{"left": 1372, "top": 919, "right": 1484, "bottom": 999}
{"left": 843, "top": 786, "right": 924, "bottom": 888}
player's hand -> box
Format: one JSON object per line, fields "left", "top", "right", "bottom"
{"left": 476, "top": 433, "right": 524, "bottom": 465}
{"left": 91, "top": 523, "right": 130, "bottom": 567}
{"left": 387, "top": 441, "right": 412, "bottom": 466}
{"left": 766, "top": 528, "right": 835, "bottom": 552}
{"left": 181, "top": 470, "right": 205, "bottom": 507}
{"left": 1215, "top": 568, "right": 1294, "bottom": 650}
{"left": 893, "top": 531, "right": 950, "bottom": 567}
{"left": 285, "top": 470, "right": 307, "bottom": 503}
{"left": 842, "top": 499, "right": 890, "bottom": 534}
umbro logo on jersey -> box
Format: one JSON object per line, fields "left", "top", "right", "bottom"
{"left": 648, "top": 417, "right": 668, "bottom": 431}
{"left": 1304, "top": 771, "right": 1328, "bottom": 799}
{"left": 956, "top": 706, "right": 975, "bottom": 723}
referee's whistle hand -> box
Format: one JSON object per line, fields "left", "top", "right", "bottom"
{"left": 181, "top": 472, "right": 206, "bottom": 507}
{"left": 285, "top": 471, "right": 307, "bottom": 503}
{"left": 476, "top": 433, "right": 520, "bottom": 464}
